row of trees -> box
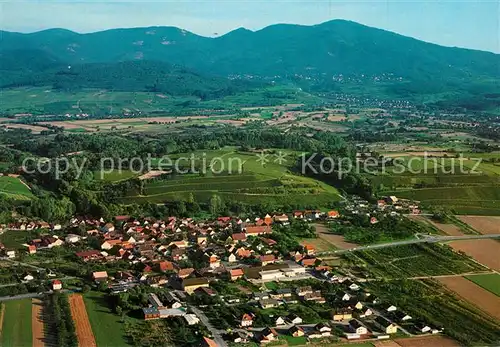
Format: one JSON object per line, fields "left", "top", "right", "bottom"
{"left": 45, "top": 293, "right": 77, "bottom": 347}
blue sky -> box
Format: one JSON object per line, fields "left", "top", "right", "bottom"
{"left": 1, "top": 1, "right": 499, "bottom": 53}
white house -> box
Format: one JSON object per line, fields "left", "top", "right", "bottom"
{"left": 275, "top": 317, "right": 286, "bottom": 326}
{"left": 342, "top": 293, "right": 351, "bottom": 301}
{"left": 65, "top": 234, "right": 81, "bottom": 243}
{"left": 184, "top": 314, "right": 200, "bottom": 325}
{"left": 386, "top": 305, "right": 397, "bottom": 312}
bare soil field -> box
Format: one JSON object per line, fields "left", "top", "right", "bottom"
{"left": 138, "top": 170, "right": 169, "bottom": 180}
{"left": 374, "top": 340, "right": 402, "bottom": 347}
{"left": 314, "top": 223, "right": 358, "bottom": 250}
{"left": 449, "top": 239, "right": 500, "bottom": 271}
{"left": 429, "top": 221, "right": 464, "bottom": 236}
{"left": 68, "top": 294, "right": 97, "bottom": 347}
{"left": 458, "top": 216, "right": 500, "bottom": 234}
{"left": 439, "top": 276, "right": 500, "bottom": 320}
{"left": 394, "top": 336, "right": 460, "bottom": 347}
{"left": 31, "top": 299, "right": 45, "bottom": 347}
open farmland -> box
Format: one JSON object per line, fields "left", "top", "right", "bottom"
{"left": 351, "top": 243, "right": 486, "bottom": 278}
{"left": 68, "top": 294, "right": 97, "bottom": 347}
{"left": 465, "top": 273, "right": 500, "bottom": 296}
{"left": 31, "top": 299, "right": 45, "bottom": 347}
{"left": 315, "top": 223, "right": 358, "bottom": 249}
{"left": 457, "top": 215, "right": 500, "bottom": 234}
{"left": 83, "top": 291, "right": 130, "bottom": 346}
{"left": 448, "top": 239, "right": 500, "bottom": 271}
{"left": 439, "top": 276, "right": 500, "bottom": 321}
{"left": 0, "top": 299, "right": 32, "bottom": 347}
{"left": 0, "top": 175, "right": 33, "bottom": 200}
{"left": 393, "top": 336, "right": 460, "bottom": 347}
{"left": 121, "top": 149, "right": 341, "bottom": 207}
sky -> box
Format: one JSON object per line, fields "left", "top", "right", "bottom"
{"left": 1, "top": 0, "right": 499, "bottom": 53}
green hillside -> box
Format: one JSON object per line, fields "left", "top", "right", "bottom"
{"left": 1, "top": 20, "right": 499, "bottom": 110}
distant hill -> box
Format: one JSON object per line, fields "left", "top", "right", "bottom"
{"left": 1, "top": 20, "right": 499, "bottom": 106}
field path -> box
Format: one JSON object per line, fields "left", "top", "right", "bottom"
{"left": 32, "top": 299, "right": 45, "bottom": 347}
{"left": 439, "top": 276, "right": 500, "bottom": 321}
{"left": 68, "top": 294, "right": 97, "bottom": 347}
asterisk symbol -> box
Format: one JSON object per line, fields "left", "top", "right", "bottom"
{"left": 256, "top": 151, "right": 270, "bottom": 166}
{"left": 274, "top": 151, "right": 287, "bottom": 165}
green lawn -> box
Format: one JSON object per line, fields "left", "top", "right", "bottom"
{"left": 465, "top": 274, "right": 500, "bottom": 296}
{"left": 83, "top": 291, "right": 132, "bottom": 346}
{"left": 281, "top": 335, "right": 308, "bottom": 346}
{"left": 0, "top": 176, "right": 33, "bottom": 199}
{"left": 1, "top": 299, "right": 32, "bottom": 347}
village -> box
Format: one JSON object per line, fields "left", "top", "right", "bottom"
{"left": 0, "top": 195, "right": 447, "bottom": 346}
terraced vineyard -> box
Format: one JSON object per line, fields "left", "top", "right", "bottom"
{"left": 372, "top": 155, "right": 500, "bottom": 215}
{"left": 122, "top": 149, "right": 341, "bottom": 207}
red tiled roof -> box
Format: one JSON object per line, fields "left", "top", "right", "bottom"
{"left": 231, "top": 233, "right": 247, "bottom": 241}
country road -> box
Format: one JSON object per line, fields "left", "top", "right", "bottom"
{"left": 189, "top": 306, "right": 228, "bottom": 347}
{"left": 317, "top": 233, "right": 500, "bottom": 256}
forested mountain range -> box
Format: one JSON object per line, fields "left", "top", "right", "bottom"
{"left": 1, "top": 19, "right": 499, "bottom": 105}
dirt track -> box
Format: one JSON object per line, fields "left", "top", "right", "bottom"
{"left": 32, "top": 299, "right": 45, "bottom": 347}
{"left": 439, "top": 276, "right": 500, "bottom": 321}
{"left": 68, "top": 295, "right": 97, "bottom": 347}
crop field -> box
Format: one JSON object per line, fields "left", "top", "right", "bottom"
{"left": 352, "top": 243, "right": 486, "bottom": 278}
{"left": 68, "top": 294, "right": 97, "bottom": 347}
{"left": 448, "top": 239, "right": 500, "bottom": 271}
{"left": 121, "top": 149, "right": 341, "bottom": 207}
{"left": 31, "top": 299, "right": 45, "bottom": 347}
{"left": 393, "top": 336, "right": 460, "bottom": 347}
{"left": 457, "top": 216, "right": 500, "bottom": 234}
{"left": 83, "top": 291, "right": 130, "bottom": 346}
{"left": 439, "top": 276, "right": 500, "bottom": 320}
{"left": 94, "top": 169, "right": 139, "bottom": 182}
{"left": 314, "top": 223, "right": 358, "bottom": 249}
{"left": 465, "top": 273, "right": 500, "bottom": 296}
{"left": 0, "top": 299, "right": 32, "bottom": 347}
{"left": 0, "top": 176, "right": 33, "bottom": 200}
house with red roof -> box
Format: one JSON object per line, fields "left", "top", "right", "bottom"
{"left": 229, "top": 268, "right": 244, "bottom": 281}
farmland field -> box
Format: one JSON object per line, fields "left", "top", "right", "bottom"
{"left": 0, "top": 299, "right": 32, "bottom": 347}
{"left": 352, "top": 243, "right": 486, "bottom": 278}
{"left": 0, "top": 176, "right": 33, "bottom": 199}
{"left": 120, "top": 149, "right": 341, "bottom": 207}
{"left": 465, "top": 273, "right": 500, "bottom": 296}
{"left": 314, "top": 223, "right": 358, "bottom": 249}
{"left": 439, "top": 276, "right": 500, "bottom": 320}
{"left": 32, "top": 299, "right": 45, "bottom": 347}
{"left": 68, "top": 294, "right": 97, "bottom": 347}
{"left": 94, "top": 169, "right": 139, "bottom": 182}
{"left": 393, "top": 336, "right": 459, "bottom": 347}
{"left": 448, "top": 239, "right": 500, "bottom": 271}
{"left": 83, "top": 291, "right": 131, "bottom": 346}
{"left": 457, "top": 215, "right": 500, "bottom": 234}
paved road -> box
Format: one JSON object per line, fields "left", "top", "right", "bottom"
{"left": 189, "top": 306, "right": 228, "bottom": 347}
{"left": 0, "top": 292, "right": 44, "bottom": 302}
{"left": 317, "top": 233, "right": 500, "bottom": 256}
